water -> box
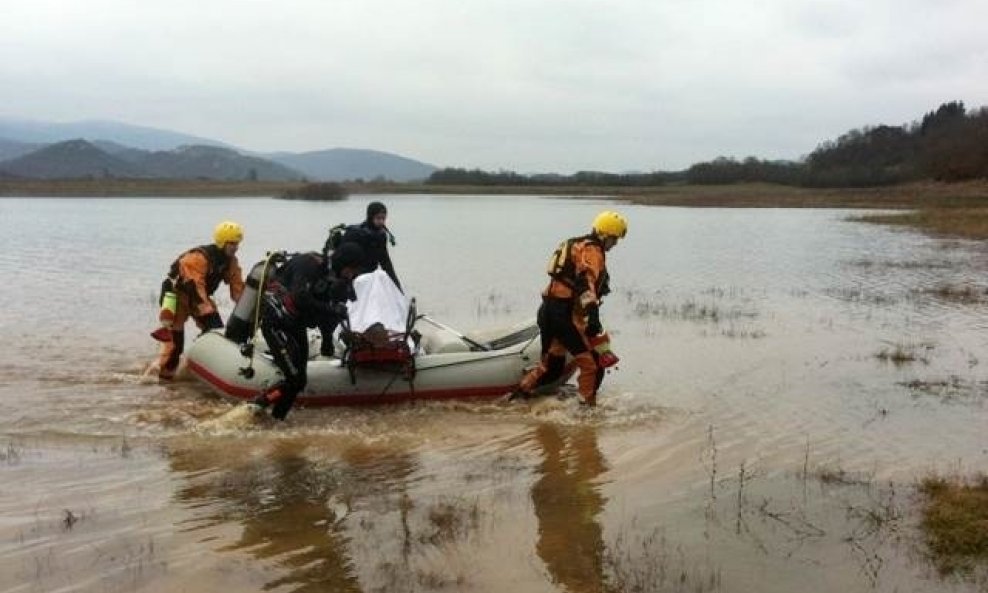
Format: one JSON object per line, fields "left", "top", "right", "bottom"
{"left": 1, "top": 195, "right": 987, "bottom": 592}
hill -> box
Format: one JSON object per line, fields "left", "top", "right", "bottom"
{"left": 129, "top": 145, "right": 301, "bottom": 181}
{"left": 0, "top": 139, "right": 302, "bottom": 181}
{"left": 0, "top": 117, "right": 438, "bottom": 181}
{"left": 0, "top": 139, "right": 145, "bottom": 179}
{"left": 266, "top": 148, "right": 437, "bottom": 182}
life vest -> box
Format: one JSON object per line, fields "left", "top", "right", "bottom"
{"left": 545, "top": 235, "right": 611, "bottom": 298}
{"left": 167, "top": 244, "right": 231, "bottom": 295}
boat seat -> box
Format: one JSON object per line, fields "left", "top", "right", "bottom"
{"left": 419, "top": 329, "right": 471, "bottom": 354}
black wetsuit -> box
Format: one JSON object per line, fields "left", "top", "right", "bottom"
{"left": 259, "top": 252, "right": 351, "bottom": 420}
{"left": 340, "top": 221, "right": 401, "bottom": 290}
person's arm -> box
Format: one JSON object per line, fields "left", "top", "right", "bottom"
{"left": 577, "top": 246, "right": 606, "bottom": 336}
{"left": 178, "top": 251, "right": 214, "bottom": 316}
{"left": 226, "top": 256, "right": 245, "bottom": 302}
{"left": 576, "top": 245, "right": 605, "bottom": 307}
{"left": 378, "top": 246, "right": 401, "bottom": 291}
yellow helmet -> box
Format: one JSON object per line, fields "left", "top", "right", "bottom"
{"left": 213, "top": 221, "right": 244, "bottom": 247}
{"left": 592, "top": 211, "right": 628, "bottom": 239}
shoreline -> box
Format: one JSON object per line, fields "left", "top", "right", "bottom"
{"left": 3, "top": 178, "right": 987, "bottom": 205}
{"left": 4, "top": 178, "right": 988, "bottom": 238}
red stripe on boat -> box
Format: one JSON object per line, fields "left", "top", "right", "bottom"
{"left": 187, "top": 359, "right": 514, "bottom": 406}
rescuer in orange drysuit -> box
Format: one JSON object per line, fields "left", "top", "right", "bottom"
{"left": 153, "top": 221, "right": 245, "bottom": 379}
{"left": 514, "top": 211, "right": 627, "bottom": 406}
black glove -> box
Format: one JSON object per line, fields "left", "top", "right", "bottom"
{"left": 585, "top": 304, "right": 602, "bottom": 337}
{"left": 198, "top": 311, "right": 224, "bottom": 331}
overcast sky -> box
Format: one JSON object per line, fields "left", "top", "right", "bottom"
{"left": 2, "top": 0, "right": 986, "bottom": 172}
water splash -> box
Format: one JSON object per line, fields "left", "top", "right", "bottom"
{"left": 195, "top": 403, "right": 268, "bottom": 435}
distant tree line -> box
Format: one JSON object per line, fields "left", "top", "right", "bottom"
{"left": 672, "top": 101, "right": 988, "bottom": 187}
{"left": 796, "top": 101, "right": 988, "bottom": 186}
{"left": 427, "top": 167, "right": 686, "bottom": 187}
{"left": 427, "top": 101, "right": 988, "bottom": 188}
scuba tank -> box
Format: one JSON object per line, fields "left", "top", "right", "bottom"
{"left": 225, "top": 259, "right": 268, "bottom": 343}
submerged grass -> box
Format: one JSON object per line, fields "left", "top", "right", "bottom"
{"left": 897, "top": 376, "right": 988, "bottom": 403}
{"left": 605, "top": 527, "right": 722, "bottom": 593}
{"left": 1, "top": 440, "right": 22, "bottom": 464}
{"left": 824, "top": 286, "right": 901, "bottom": 306}
{"left": 421, "top": 498, "right": 480, "bottom": 546}
{"left": 624, "top": 288, "right": 758, "bottom": 325}
{"left": 874, "top": 342, "right": 934, "bottom": 366}
{"left": 919, "top": 474, "right": 988, "bottom": 575}
{"left": 814, "top": 466, "right": 873, "bottom": 487}
{"left": 855, "top": 207, "right": 988, "bottom": 241}
{"left": 922, "top": 283, "right": 988, "bottom": 305}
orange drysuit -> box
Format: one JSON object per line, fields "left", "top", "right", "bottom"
{"left": 519, "top": 235, "right": 610, "bottom": 404}
{"left": 158, "top": 245, "right": 244, "bottom": 379}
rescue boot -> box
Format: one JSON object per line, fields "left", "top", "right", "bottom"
{"left": 507, "top": 388, "right": 534, "bottom": 401}
{"left": 270, "top": 392, "right": 297, "bottom": 421}
{"left": 150, "top": 327, "right": 172, "bottom": 342}
{"left": 574, "top": 352, "right": 599, "bottom": 407}
{"left": 578, "top": 393, "right": 597, "bottom": 407}
{"left": 253, "top": 387, "right": 284, "bottom": 409}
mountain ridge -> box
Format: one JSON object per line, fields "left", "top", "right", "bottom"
{"left": 0, "top": 139, "right": 301, "bottom": 181}
{"left": 265, "top": 147, "right": 437, "bottom": 182}
{"left": 0, "top": 117, "right": 437, "bottom": 181}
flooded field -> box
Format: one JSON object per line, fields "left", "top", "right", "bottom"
{"left": 1, "top": 195, "right": 987, "bottom": 592}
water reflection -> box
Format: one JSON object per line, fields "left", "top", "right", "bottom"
{"left": 530, "top": 423, "right": 610, "bottom": 593}
{"left": 168, "top": 437, "right": 418, "bottom": 592}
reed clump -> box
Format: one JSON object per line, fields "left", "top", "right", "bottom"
{"left": 874, "top": 342, "right": 933, "bottom": 366}
{"left": 918, "top": 474, "right": 988, "bottom": 575}
{"left": 923, "top": 283, "right": 988, "bottom": 304}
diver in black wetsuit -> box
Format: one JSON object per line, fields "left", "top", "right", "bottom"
{"left": 253, "top": 242, "right": 364, "bottom": 420}
{"left": 340, "top": 201, "right": 401, "bottom": 290}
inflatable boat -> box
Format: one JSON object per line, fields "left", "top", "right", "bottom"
{"left": 184, "top": 266, "right": 561, "bottom": 406}
{"left": 185, "top": 315, "right": 545, "bottom": 406}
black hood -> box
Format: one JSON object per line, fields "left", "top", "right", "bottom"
{"left": 366, "top": 201, "right": 387, "bottom": 224}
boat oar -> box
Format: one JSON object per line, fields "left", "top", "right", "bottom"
{"left": 418, "top": 315, "right": 491, "bottom": 351}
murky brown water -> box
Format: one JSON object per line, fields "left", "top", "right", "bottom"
{"left": 2, "top": 196, "right": 987, "bottom": 592}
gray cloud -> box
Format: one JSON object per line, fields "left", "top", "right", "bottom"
{"left": 1, "top": 0, "right": 985, "bottom": 171}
